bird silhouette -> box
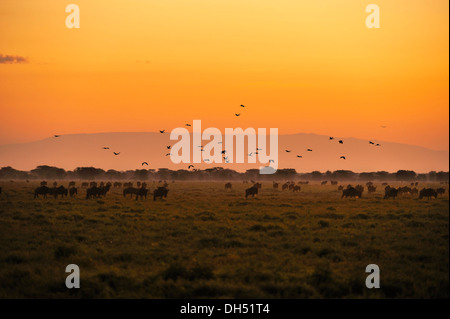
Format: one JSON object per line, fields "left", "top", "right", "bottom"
{"left": 297, "top": 155, "right": 302, "bottom": 158}
{"left": 248, "top": 152, "right": 253, "bottom": 156}
{"left": 240, "top": 104, "right": 245, "bottom": 107}
{"left": 235, "top": 113, "right": 240, "bottom": 116}
{"left": 285, "top": 150, "right": 291, "bottom": 153}
{"left": 113, "top": 152, "right": 120, "bottom": 155}
{"left": 369, "top": 141, "right": 375, "bottom": 145}
{"left": 376, "top": 144, "right": 381, "bottom": 146}
{"left": 329, "top": 137, "right": 334, "bottom": 140}
{"left": 185, "top": 124, "right": 191, "bottom": 127}
{"left": 221, "top": 150, "right": 226, "bottom": 154}
{"left": 165, "top": 153, "right": 171, "bottom": 156}
{"left": 102, "top": 147, "right": 110, "bottom": 149}
{"left": 204, "top": 159, "right": 210, "bottom": 162}
{"left": 142, "top": 162, "right": 148, "bottom": 166}
{"left": 257, "top": 148, "right": 262, "bottom": 151}
{"left": 255, "top": 151, "right": 259, "bottom": 155}
{"left": 269, "top": 159, "right": 275, "bottom": 163}
{"left": 167, "top": 146, "right": 171, "bottom": 149}
{"left": 54, "top": 135, "right": 61, "bottom": 138}
{"left": 188, "top": 165, "right": 194, "bottom": 169}
{"left": 340, "top": 156, "right": 346, "bottom": 160}
{"left": 307, "top": 149, "right": 313, "bottom": 152}
{"left": 160, "top": 130, "right": 165, "bottom": 133}
{"left": 338, "top": 140, "right": 343, "bottom": 144}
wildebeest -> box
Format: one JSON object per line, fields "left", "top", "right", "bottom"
{"left": 341, "top": 187, "right": 362, "bottom": 198}
{"left": 293, "top": 185, "right": 301, "bottom": 192}
{"left": 321, "top": 181, "right": 328, "bottom": 185}
{"left": 225, "top": 183, "right": 232, "bottom": 190}
{"left": 136, "top": 188, "right": 148, "bottom": 200}
{"left": 123, "top": 187, "right": 138, "bottom": 198}
{"left": 53, "top": 181, "right": 58, "bottom": 187}
{"left": 355, "top": 185, "right": 364, "bottom": 193}
{"left": 289, "top": 183, "right": 295, "bottom": 190}
{"left": 69, "top": 181, "right": 76, "bottom": 187}
{"left": 331, "top": 181, "right": 338, "bottom": 185}
{"left": 52, "top": 186, "right": 68, "bottom": 198}
{"left": 245, "top": 186, "right": 258, "bottom": 198}
{"left": 437, "top": 188, "right": 446, "bottom": 195}
{"left": 86, "top": 186, "right": 99, "bottom": 199}
{"left": 97, "top": 185, "right": 111, "bottom": 197}
{"left": 282, "top": 183, "right": 289, "bottom": 191}
{"left": 366, "top": 182, "right": 374, "bottom": 187}
{"left": 411, "top": 187, "right": 418, "bottom": 195}
{"left": 273, "top": 182, "right": 279, "bottom": 189}
{"left": 89, "top": 182, "right": 97, "bottom": 188}
{"left": 419, "top": 188, "right": 437, "bottom": 199}
{"left": 384, "top": 187, "right": 399, "bottom": 199}
{"left": 368, "top": 185, "right": 377, "bottom": 193}
{"left": 40, "top": 181, "right": 47, "bottom": 186}
{"left": 398, "top": 186, "right": 412, "bottom": 196}
{"left": 338, "top": 185, "right": 344, "bottom": 191}
{"left": 254, "top": 183, "right": 262, "bottom": 189}
{"left": 34, "top": 186, "right": 51, "bottom": 198}
{"left": 114, "top": 182, "right": 122, "bottom": 188}
{"left": 154, "top": 187, "right": 169, "bottom": 201}
{"left": 69, "top": 187, "right": 78, "bottom": 197}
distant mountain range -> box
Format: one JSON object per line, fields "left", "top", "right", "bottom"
{"left": 0, "top": 132, "right": 448, "bottom": 172}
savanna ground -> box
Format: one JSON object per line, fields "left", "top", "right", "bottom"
{"left": 0, "top": 181, "right": 448, "bottom": 298}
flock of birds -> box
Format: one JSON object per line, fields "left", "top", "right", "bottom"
{"left": 53, "top": 105, "right": 386, "bottom": 169}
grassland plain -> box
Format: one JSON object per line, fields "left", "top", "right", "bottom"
{"left": 0, "top": 181, "right": 448, "bottom": 299}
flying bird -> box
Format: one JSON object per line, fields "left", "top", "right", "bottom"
{"left": 340, "top": 156, "right": 346, "bottom": 160}
{"left": 113, "top": 152, "right": 120, "bottom": 155}
{"left": 102, "top": 147, "right": 110, "bottom": 149}
{"left": 160, "top": 130, "right": 165, "bottom": 133}
{"left": 240, "top": 104, "right": 245, "bottom": 107}
{"left": 376, "top": 144, "right": 381, "bottom": 146}
{"left": 338, "top": 140, "right": 343, "bottom": 144}
{"left": 248, "top": 152, "right": 253, "bottom": 156}
{"left": 221, "top": 150, "right": 226, "bottom": 154}
{"left": 54, "top": 135, "right": 61, "bottom": 138}
{"left": 269, "top": 159, "right": 275, "bottom": 163}
{"left": 297, "top": 155, "right": 302, "bottom": 158}
{"left": 307, "top": 149, "right": 313, "bottom": 152}
{"left": 188, "top": 165, "right": 194, "bottom": 169}
{"left": 185, "top": 124, "right": 191, "bottom": 127}
{"left": 256, "top": 148, "right": 262, "bottom": 151}
{"left": 167, "top": 146, "right": 171, "bottom": 149}
{"left": 329, "top": 137, "right": 334, "bottom": 140}
{"left": 285, "top": 150, "right": 291, "bottom": 153}
{"left": 142, "top": 162, "right": 149, "bottom": 166}
{"left": 369, "top": 141, "right": 375, "bottom": 145}
{"left": 235, "top": 113, "right": 240, "bottom": 116}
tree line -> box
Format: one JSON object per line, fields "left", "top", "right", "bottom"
{"left": 0, "top": 165, "right": 448, "bottom": 182}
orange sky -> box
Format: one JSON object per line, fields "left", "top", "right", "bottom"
{"left": 0, "top": 0, "right": 448, "bottom": 150}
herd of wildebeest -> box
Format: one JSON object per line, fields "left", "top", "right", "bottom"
{"left": 0, "top": 179, "right": 447, "bottom": 201}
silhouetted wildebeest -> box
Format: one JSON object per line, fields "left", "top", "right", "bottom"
{"left": 81, "top": 182, "right": 88, "bottom": 188}
{"left": 398, "top": 186, "right": 412, "bottom": 196}
{"left": 411, "top": 187, "right": 418, "bottom": 195}
{"left": 86, "top": 186, "right": 99, "bottom": 199}
{"left": 282, "top": 183, "right": 289, "bottom": 191}
{"left": 136, "top": 188, "right": 148, "bottom": 200}
{"left": 384, "top": 187, "right": 399, "bottom": 199}
{"left": 69, "top": 181, "right": 76, "bottom": 187}
{"left": 99, "top": 182, "right": 105, "bottom": 187}
{"left": 69, "top": 187, "right": 77, "bottom": 197}
{"left": 225, "top": 183, "right": 232, "bottom": 190}
{"left": 52, "top": 186, "right": 68, "bottom": 198}
{"left": 293, "top": 185, "right": 301, "bottom": 192}
{"left": 40, "top": 181, "right": 47, "bottom": 186}
{"left": 273, "top": 182, "right": 279, "bottom": 189}
{"left": 321, "top": 181, "right": 328, "bottom": 185}
{"left": 437, "top": 188, "right": 446, "bottom": 195}
{"left": 415, "top": 182, "right": 419, "bottom": 186}
{"left": 245, "top": 186, "right": 258, "bottom": 199}
{"left": 355, "top": 185, "right": 364, "bottom": 194}
{"left": 123, "top": 187, "right": 138, "bottom": 198}
{"left": 53, "top": 181, "right": 58, "bottom": 187}
{"left": 331, "top": 181, "right": 338, "bottom": 185}
{"left": 154, "top": 187, "right": 169, "bottom": 201}
{"left": 89, "top": 182, "right": 97, "bottom": 188}
{"left": 289, "top": 183, "right": 295, "bottom": 190}
{"left": 137, "top": 182, "right": 141, "bottom": 188}
{"left": 342, "top": 187, "right": 362, "bottom": 198}
{"left": 106, "top": 182, "right": 112, "bottom": 188}
{"left": 123, "top": 182, "right": 133, "bottom": 188}
{"left": 366, "top": 182, "right": 373, "bottom": 187}
{"left": 97, "top": 185, "right": 111, "bottom": 197}
{"left": 368, "top": 185, "right": 377, "bottom": 193}
{"left": 338, "top": 185, "right": 344, "bottom": 191}
{"left": 34, "top": 186, "right": 51, "bottom": 199}
{"left": 114, "top": 182, "right": 122, "bottom": 188}
{"left": 419, "top": 188, "right": 437, "bottom": 200}
{"left": 254, "top": 183, "right": 262, "bottom": 189}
